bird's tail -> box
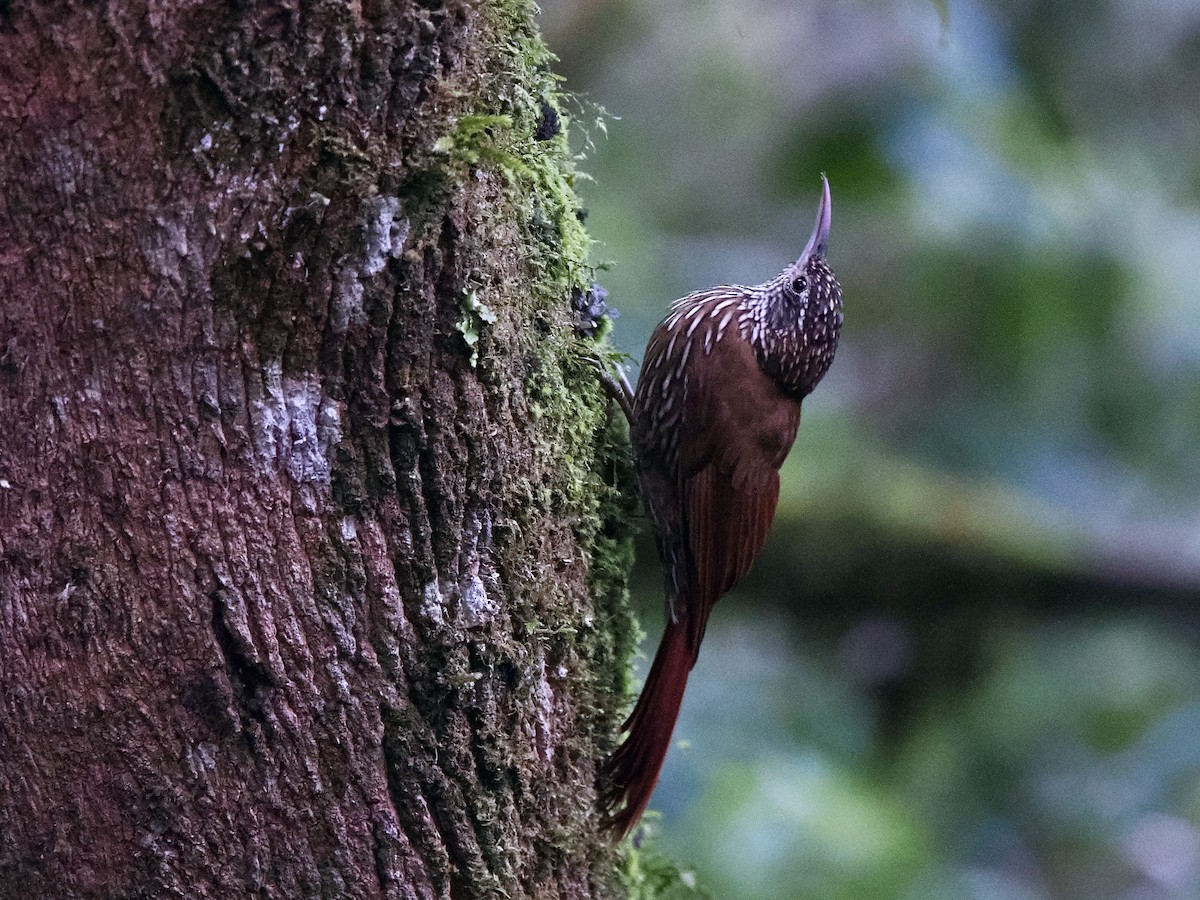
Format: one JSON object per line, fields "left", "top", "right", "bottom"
{"left": 597, "top": 619, "right": 696, "bottom": 837}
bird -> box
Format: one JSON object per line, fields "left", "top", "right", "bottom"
{"left": 597, "top": 176, "right": 843, "bottom": 837}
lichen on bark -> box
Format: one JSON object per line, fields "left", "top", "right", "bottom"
{"left": 0, "top": 1, "right": 637, "bottom": 897}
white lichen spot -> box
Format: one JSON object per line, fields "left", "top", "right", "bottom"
{"left": 339, "top": 517, "right": 357, "bottom": 542}
{"left": 421, "top": 580, "right": 445, "bottom": 625}
{"left": 187, "top": 741, "right": 218, "bottom": 779}
{"left": 283, "top": 375, "right": 329, "bottom": 484}
{"left": 247, "top": 361, "right": 342, "bottom": 486}
{"left": 532, "top": 662, "right": 556, "bottom": 763}
{"left": 331, "top": 197, "right": 408, "bottom": 333}
{"left": 317, "top": 394, "right": 341, "bottom": 460}
{"left": 248, "top": 357, "right": 285, "bottom": 471}
{"left": 459, "top": 575, "right": 496, "bottom": 626}
{"left": 362, "top": 196, "right": 407, "bottom": 275}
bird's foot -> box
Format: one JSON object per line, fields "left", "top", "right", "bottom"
{"left": 579, "top": 354, "right": 634, "bottom": 426}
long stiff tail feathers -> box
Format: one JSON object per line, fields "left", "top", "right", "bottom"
{"left": 598, "top": 462, "right": 784, "bottom": 835}
{"left": 597, "top": 620, "right": 696, "bottom": 837}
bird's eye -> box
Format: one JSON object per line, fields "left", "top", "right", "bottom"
{"left": 790, "top": 276, "right": 808, "bottom": 294}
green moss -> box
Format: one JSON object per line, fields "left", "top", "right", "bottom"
{"left": 466, "top": 9, "right": 645, "bottom": 853}
{"left": 617, "top": 824, "right": 710, "bottom": 899}
{"left": 583, "top": 403, "right": 642, "bottom": 705}
{"left": 443, "top": 1, "right": 596, "bottom": 303}
{"left": 361, "top": 0, "right": 642, "bottom": 885}
{"left": 456, "top": 289, "right": 499, "bottom": 368}
{"left": 433, "top": 114, "right": 536, "bottom": 180}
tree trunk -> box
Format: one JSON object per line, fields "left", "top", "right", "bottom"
{"left": 0, "top": 2, "right": 637, "bottom": 897}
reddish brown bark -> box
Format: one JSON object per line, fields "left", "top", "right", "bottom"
{"left": 0, "top": 2, "right": 634, "bottom": 897}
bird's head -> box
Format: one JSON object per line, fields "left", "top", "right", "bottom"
{"left": 752, "top": 175, "right": 844, "bottom": 395}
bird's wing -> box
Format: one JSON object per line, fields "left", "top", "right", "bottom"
{"left": 680, "top": 465, "right": 780, "bottom": 647}
{"left": 676, "top": 334, "right": 801, "bottom": 649}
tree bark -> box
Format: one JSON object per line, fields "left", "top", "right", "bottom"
{"left": 0, "top": 2, "right": 636, "bottom": 897}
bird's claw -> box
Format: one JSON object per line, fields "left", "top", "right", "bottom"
{"left": 580, "top": 354, "right": 635, "bottom": 425}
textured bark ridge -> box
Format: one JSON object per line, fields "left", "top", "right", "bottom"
{"left": 0, "top": 2, "right": 636, "bottom": 897}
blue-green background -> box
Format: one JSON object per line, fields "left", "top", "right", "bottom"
{"left": 540, "top": 1, "right": 1200, "bottom": 897}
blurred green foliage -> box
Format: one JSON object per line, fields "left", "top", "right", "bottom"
{"left": 538, "top": 0, "right": 1200, "bottom": 896}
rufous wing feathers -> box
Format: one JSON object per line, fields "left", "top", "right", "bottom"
{"left": 598, "top": 463, "right": 782, "bottom": 834}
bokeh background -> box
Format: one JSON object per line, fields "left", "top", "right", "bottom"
{"left": 538, "top": 1, "right": 1200, "bottom": 897}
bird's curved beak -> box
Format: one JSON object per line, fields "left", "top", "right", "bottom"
{"left": 801, "top": 175, "right": 832, "bottom": 262}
